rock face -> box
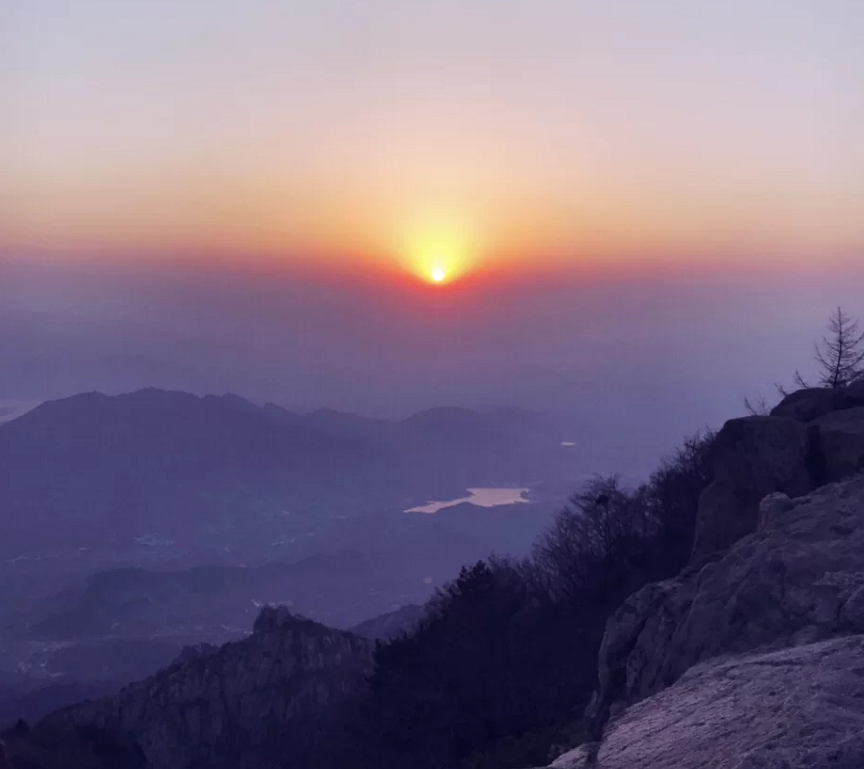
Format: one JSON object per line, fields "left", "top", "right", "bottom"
{"left": 523, "top": 388, "right": 864, "bottom": 769}
{"left": 813, "top": 407, "right": 864, "bottom": 482}
{"left": 34, "top": 609, "right": 373, "bottom": 769}
{"left": 690, "top": 416, "right": 814, "bottom": 561}
{"left": 549, "top": 636, "right": 864, "bottom": 769}
{"left": 532, "top": 468, "right": 864, "bottom": 768}
{"left": 770, "top": 381, "right": 864, "bottom": 422}
{"left": 587, "top": 476, "right": 864, "bottom": 731}
{"left": 690, "top": 383, "right": 864, "bottom": 562}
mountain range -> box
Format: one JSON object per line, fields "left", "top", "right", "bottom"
{"left": 5, "top": 384, "right": 864, "bottom": 769}
{"left": 0, "top": 388, "right": 583, "bottom": 712}
{"left": 0, "top": 388, "right": 578, "bottom": 564}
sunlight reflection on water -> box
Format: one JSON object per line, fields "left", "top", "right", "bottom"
{"left": 405, "top": 487, "right": 530, "bottom": 515}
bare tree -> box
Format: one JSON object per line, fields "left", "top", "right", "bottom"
{"left": 532, "top": 475, "right": 656, "bottom": 608}
{"left": 743, "top": 393, "right": 770, "bottom": 416}
{"left": 809, "top": 307, "right": 864, "bottom": 388}
{"left": 744, "top": 308, "right": 863, "bottom": 410}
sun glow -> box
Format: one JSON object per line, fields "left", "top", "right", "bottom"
{"left": 400, "top": 223, "right": 477, "bottom": 285}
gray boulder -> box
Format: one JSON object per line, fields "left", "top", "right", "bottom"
{"left": 548, "top": 635, "right": 864, "bottom": 769}
{"left": 690, "top": 416, "right": 815, "bottom": 562}
{"left": 530, "top": 393, "right": 864, "bottom": 769}
{"left": 585, "top": 475, "right": 864, "bottom": 742}
{"left": 770, "top": 381, "right": 864, "bottom": 422}
{"left": 691, "top": 394, "right": 864, "bottom": 564}
{"left": 813, "top": 407, "right": 864, "bottom": 482}
{"left": 770, "top": 388, "right": 839, "bottom": 422}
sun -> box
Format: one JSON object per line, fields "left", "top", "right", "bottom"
{"left": 397, "top": 222, "right": 476, "bottom": 285}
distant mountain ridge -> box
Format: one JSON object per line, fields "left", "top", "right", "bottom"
{"left": 0, "top": 388, "right": 576, "bottom": 728}
{"left": 0, "top": 401, "right": 38, "bottom": 425}
{"left": 29, "top": 550, "right": 425, "bottom": 643}
{"left": 0, "top": 388, "right": 575, "bottom": 563}
{"left": 349, "top": 604, "right": 424, "bottom": 641}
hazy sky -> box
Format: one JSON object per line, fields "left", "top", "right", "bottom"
{"left": 3, "top": 256, "right": 864, "bottom": 468}
{"left": 2, "top": 1, "right": 864, "bottom": 470}
{"left": 3, "top": 0, "right": 862, "bottom": 273}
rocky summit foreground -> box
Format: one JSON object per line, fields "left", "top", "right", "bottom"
{"left": 534, "top": 383, "right": 864, "bottom": 769}
{"left": 549, "top": 634, "right": 864, "bottom": 769}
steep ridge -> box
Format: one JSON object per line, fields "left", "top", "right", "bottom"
{"left": 534, "top": 383, "right": 864, "bottom": 769}
{"left": 26, "top": 608, "right": 373, "bottom": 769}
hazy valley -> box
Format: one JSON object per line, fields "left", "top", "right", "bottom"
{"left": 0, "top": 388, "right": 587, "bottom": 721}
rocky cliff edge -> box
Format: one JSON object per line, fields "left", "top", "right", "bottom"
{"left": 538, "top": 383, "right": 864, "bottom": 769}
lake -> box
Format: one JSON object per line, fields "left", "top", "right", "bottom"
{"left": 405, "top": 487, "right": 530, "bottom": 515}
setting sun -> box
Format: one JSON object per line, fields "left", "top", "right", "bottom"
{"left": 398, "top": 222, "right": 478, "bottom": 286}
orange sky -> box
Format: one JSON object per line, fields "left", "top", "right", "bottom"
{"left": 3, "top": 0, "right": 863, "bottom": 280}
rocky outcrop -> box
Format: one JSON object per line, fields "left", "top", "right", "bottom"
{"left": 770, "top": 380, "right": 864, "bottom": 422}
{"left": 522, "top": 388, "right": 864, "bottom": 769}
{"left": 690, "top": 416, "right": 814, "bottom": 561}
{"left": 585, "top": 476, "right": 864, "bottom": 731}
{"left": 173, "top": 642, "right": 219, "bottom": 665}
{"left": 690, "top": 383, "right": 864, "bottom": 562}
{"left": 547, "top": 635, "right": 864, "bottom": 769}
{"left": 813, "top": 407, "right": 864, "bottom": 482}
{"left": 35, "top": 609, "right": 373, "bottom": 769}
{"left": 529, "top": 467, "right": 864, "bottom": 769}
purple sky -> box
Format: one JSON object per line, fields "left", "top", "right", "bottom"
{"left": 3, "top": 257, "right": 863, "bottom": 473}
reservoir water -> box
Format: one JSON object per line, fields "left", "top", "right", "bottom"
{"left": 406, "top": 487, "right": 530, "bottom": 515}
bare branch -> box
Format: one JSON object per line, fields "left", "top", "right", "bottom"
{"left": 743, "top": 394, "right": 770, "bottom": 416}
{"left": 792, "top": 371, "right": 808, "bottom": 389}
